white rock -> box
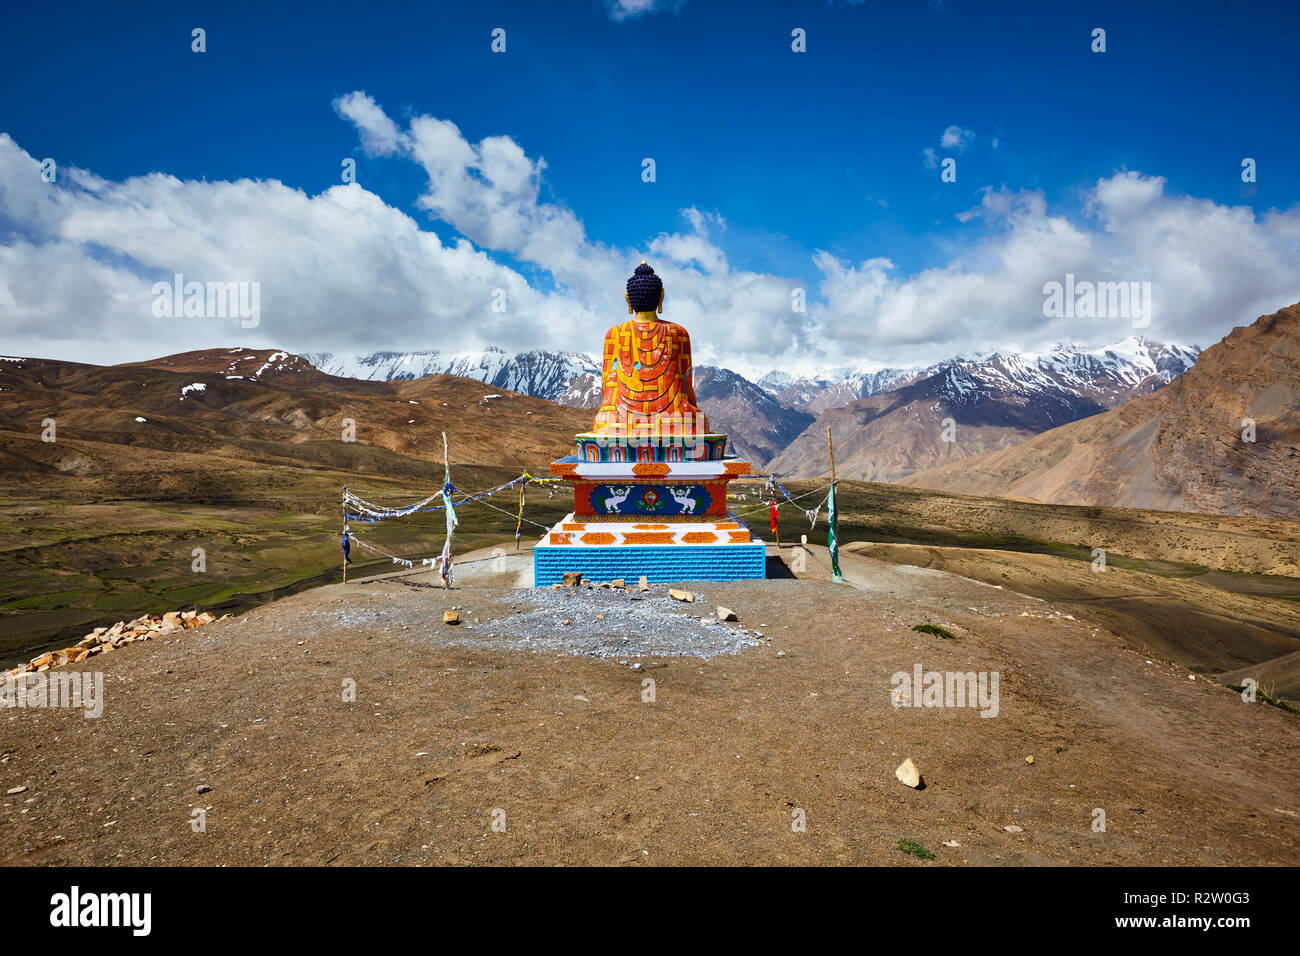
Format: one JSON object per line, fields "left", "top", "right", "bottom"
{"left": 895, "top": 758, "right": 922, "bottom": 789}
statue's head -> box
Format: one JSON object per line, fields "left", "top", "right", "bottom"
{"left": 625, "top": 261, "right": 664, "bottom": 314}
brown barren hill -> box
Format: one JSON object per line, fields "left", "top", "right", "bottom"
{"left": 768, "top": 388, "right": 1038, "bottom": 483}
{"left": 903, "top": 302, "right": 1300, "bottom": 519}
{"left": 0, "top": 347, "right": 587, "bottom": 656}
{"left": 0, "top": 347, "right": 589, "bottom": 486}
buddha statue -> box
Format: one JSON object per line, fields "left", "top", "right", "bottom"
{"left": 592, "top": 262, "right": 708, "bottom": 441}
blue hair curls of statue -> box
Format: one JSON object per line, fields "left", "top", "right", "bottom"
{"left": 626, "top": 261, "right": 663, "bottom": 313}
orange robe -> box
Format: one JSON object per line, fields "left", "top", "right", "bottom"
{"left": 592, "top": 318, "right": 708, "bottom": 437}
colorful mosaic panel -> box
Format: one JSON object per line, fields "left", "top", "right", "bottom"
{"left": 579, "top": 481, "right": 719, "bottom": 518}
{"left": 574, "top": 434, "right": 728, "bottom": 463}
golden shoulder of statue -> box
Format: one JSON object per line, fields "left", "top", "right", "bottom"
{"left": 592, "top": 262, "right": 708, "bottom": 438}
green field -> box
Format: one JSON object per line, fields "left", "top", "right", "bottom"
{"left": 5, "top": 472, "right": 1299, "bottom": 676}
{"left": 0, "top": 465, "right": 571, "bottom": 666}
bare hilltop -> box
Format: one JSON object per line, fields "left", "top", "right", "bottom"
{"left": 2, "top": 542, "right": 1297, "bottom": 866}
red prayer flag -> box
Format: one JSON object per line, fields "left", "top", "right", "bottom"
{"left": 769, "top": 501, "right": 778, "bottom": 533}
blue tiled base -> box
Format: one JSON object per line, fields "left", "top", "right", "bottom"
{"left": 534, "top": 542, "right": 766, "bottom": 587}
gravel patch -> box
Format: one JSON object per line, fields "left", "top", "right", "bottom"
{"left": 435, "top": 584, "right": 763, "bottom": 661}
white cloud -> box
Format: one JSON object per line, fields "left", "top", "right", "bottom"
{"left": 940, "top": 125, "right": 975, "bottom": 151}
{"left": 605, "top": 0, "right": 685, "bottom": 21}
{"left": 0, "top": 132, "right": 594, "bottom": 363}
{"left": 0, "top": 117, "right": 813, "bottom": 369}
{"left": 924, "top": 125, "right": 975, "bottom": 169}
{"left": 1, "top": 98, "right": 1298, "bottom": 378}
{"left": 339, "top": 98, "right": 814, "bottom": 363}
{"left": 649, "top": 207, "right": 729, "bottom": 274}
{"left": 333, "top": 91, "right": 406, "bottom": 156}
{"left": 814, "top": 176, "right": 1300, "bottom": 362}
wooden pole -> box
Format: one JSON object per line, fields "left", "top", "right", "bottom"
{"left": 442, "top": 432, "right": 452, "bottom": 590}
{"left": 827, "top": 426, "right": 842, "bottom": 582}
{"left": 516, "top": 480, "right": 525, "bottom": 551}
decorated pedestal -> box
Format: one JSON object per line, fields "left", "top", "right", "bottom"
{"left": 574, "top": 431, "right": 729, "bottom": 463}
{"left": 532, "top": 259, "right": 766, "bottom": 587}
{"left": 533, "top": 454, "right": 766, "bottom": 586}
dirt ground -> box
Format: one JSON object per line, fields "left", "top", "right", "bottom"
{"left": 2, "top": 545, "right": 1296, "bottom": 866}
{"left": 845, "top": 541, "right": 1300, "bottom": 700}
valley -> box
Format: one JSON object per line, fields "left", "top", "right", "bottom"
{"left": 1, "top": 323, "right": 1295, "bottom": 706}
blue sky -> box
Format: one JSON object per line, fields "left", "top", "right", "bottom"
{"left": 2, "top": 0, "right": 1299, "bottom": 372}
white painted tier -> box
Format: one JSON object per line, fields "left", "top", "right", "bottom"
{"left": 544, "top": 514, "right": 756, "bottom": 547}
{"left": 549, "top": 459, "right": 752, "bottom": 480}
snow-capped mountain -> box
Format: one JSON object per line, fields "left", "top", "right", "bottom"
{"left": 555, "top": 370, "right": 603, "bottom": 409}
{"left": 758, "top": 338, "right": 1197, "bottom": 415}
{"left": 759, "top": 366, "right": 920, "bottom": 413}
{"left": 766, "top": 337, "right": 1200, "bottom": 482}
{"left": 302, "top": 337, "right": 1197, "bottom": 476}
{"left": 901, "top": 307, "right": 1300, "bottom": 520}
{"left": 925, "top": 338, "right": 1201, "bottom": 413}
{"left": 303, "top": 348, "right": 599, "bottom": 403}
